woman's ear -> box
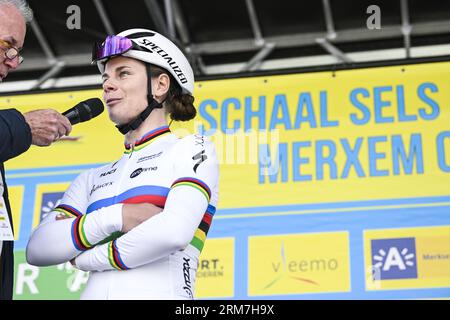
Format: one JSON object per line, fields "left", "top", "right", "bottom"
{"left": 153, "top": 73, "right": 170, "bottom": 101}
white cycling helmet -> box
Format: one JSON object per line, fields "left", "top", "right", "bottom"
{"left": 93, "top": 28, "right": 194, "bottom": 95}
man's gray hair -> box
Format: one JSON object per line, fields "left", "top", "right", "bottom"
{"left": 0, "top": 0, "right": 33, "bottom": 23}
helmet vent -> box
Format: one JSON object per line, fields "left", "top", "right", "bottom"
{"left": 127, "top": 32, "right": 156, "bottom": 39}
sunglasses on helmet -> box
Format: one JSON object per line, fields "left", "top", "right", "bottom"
{"left": 91, "top": 35, "right": 141, "bottom": 63}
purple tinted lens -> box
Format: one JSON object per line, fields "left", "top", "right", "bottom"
{"left": 92, "top": 35, "right": 133, "bottom": 62}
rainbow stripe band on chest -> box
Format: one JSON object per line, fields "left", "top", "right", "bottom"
{"left": 124, "top": 126, "right": 171, "bottom": 154}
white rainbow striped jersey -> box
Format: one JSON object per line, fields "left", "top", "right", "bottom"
{"left": 26, "top": 126, "right": 219, "bottom": 299}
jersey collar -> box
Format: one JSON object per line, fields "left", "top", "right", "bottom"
{"left": 124, "top": 125, "right": 171, "bottom": 154}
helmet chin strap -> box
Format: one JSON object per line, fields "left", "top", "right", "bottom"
{"left": 116, "top": 64, "right": 163, "bottom": 135}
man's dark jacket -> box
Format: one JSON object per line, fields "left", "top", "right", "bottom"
{"left": 0, "top": 109, "right": 31, "bottom": 300}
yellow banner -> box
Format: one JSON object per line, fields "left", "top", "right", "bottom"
{"left": 0, "top": 90, "right": 122, "bottom": 168}
{"left": 191, "top": 62, "right": 450, "bottom": 208}
{"left": 248, "top": 232, "right": 350, "bottom": 295}
{"left": 195, "top": 237, "right": 235, "bottom": 298}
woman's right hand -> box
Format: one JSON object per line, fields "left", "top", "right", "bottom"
{"left": 121, "top": 203, "right": 163, "bottom": 233}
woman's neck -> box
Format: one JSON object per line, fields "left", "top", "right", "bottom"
{"left": 125, "top": 109, "right": 167, "bottom": 145}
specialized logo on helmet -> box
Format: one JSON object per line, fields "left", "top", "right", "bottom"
{"left": 136, "top": 38, "right": 188, "bottom": 85}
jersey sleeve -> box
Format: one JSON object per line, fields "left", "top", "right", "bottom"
{"left": 74, "top": 135, "right": 219, "bottom": 271}
{"left": 26, "top": 169, "right": 124, "bottom": 266}
{"left": 170, "top": 134, "right": 218, "bottom": 204}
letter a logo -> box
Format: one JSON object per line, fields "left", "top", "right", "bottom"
{"left": 366, "top": 5, "right": 381, "bottom": 30}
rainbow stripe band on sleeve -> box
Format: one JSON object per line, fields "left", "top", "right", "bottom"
{"left": 108, "top": 240, "right": 129, "bottom": 270}
{"left": 190, "top": 204, "right": 216, "bottom": 252}
{"left": 71, "top": 215, "right": 93, "bottom": 251}
{"left": 171, "top": 177, "right": 211, "bottom": 203}
{"left": 54, "top": 204, "right": 82, "bottom": 218}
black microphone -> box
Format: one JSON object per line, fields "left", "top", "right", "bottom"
{"left": 62, "top": 98, "right": 104, "bottom": 125}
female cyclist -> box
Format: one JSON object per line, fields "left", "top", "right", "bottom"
{"left": 26, "top": 29, "right": 219, "bottom": 300}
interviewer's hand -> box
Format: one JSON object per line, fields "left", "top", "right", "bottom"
{"left": 23, "top": 109, "right": 72, "bottom": 146}
{"left": 122, "top": 203, "right": 163, "bottom": 233}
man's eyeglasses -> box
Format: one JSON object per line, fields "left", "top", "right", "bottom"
{"left": 0, "top": 38, "right": 24, "bottom": 65}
